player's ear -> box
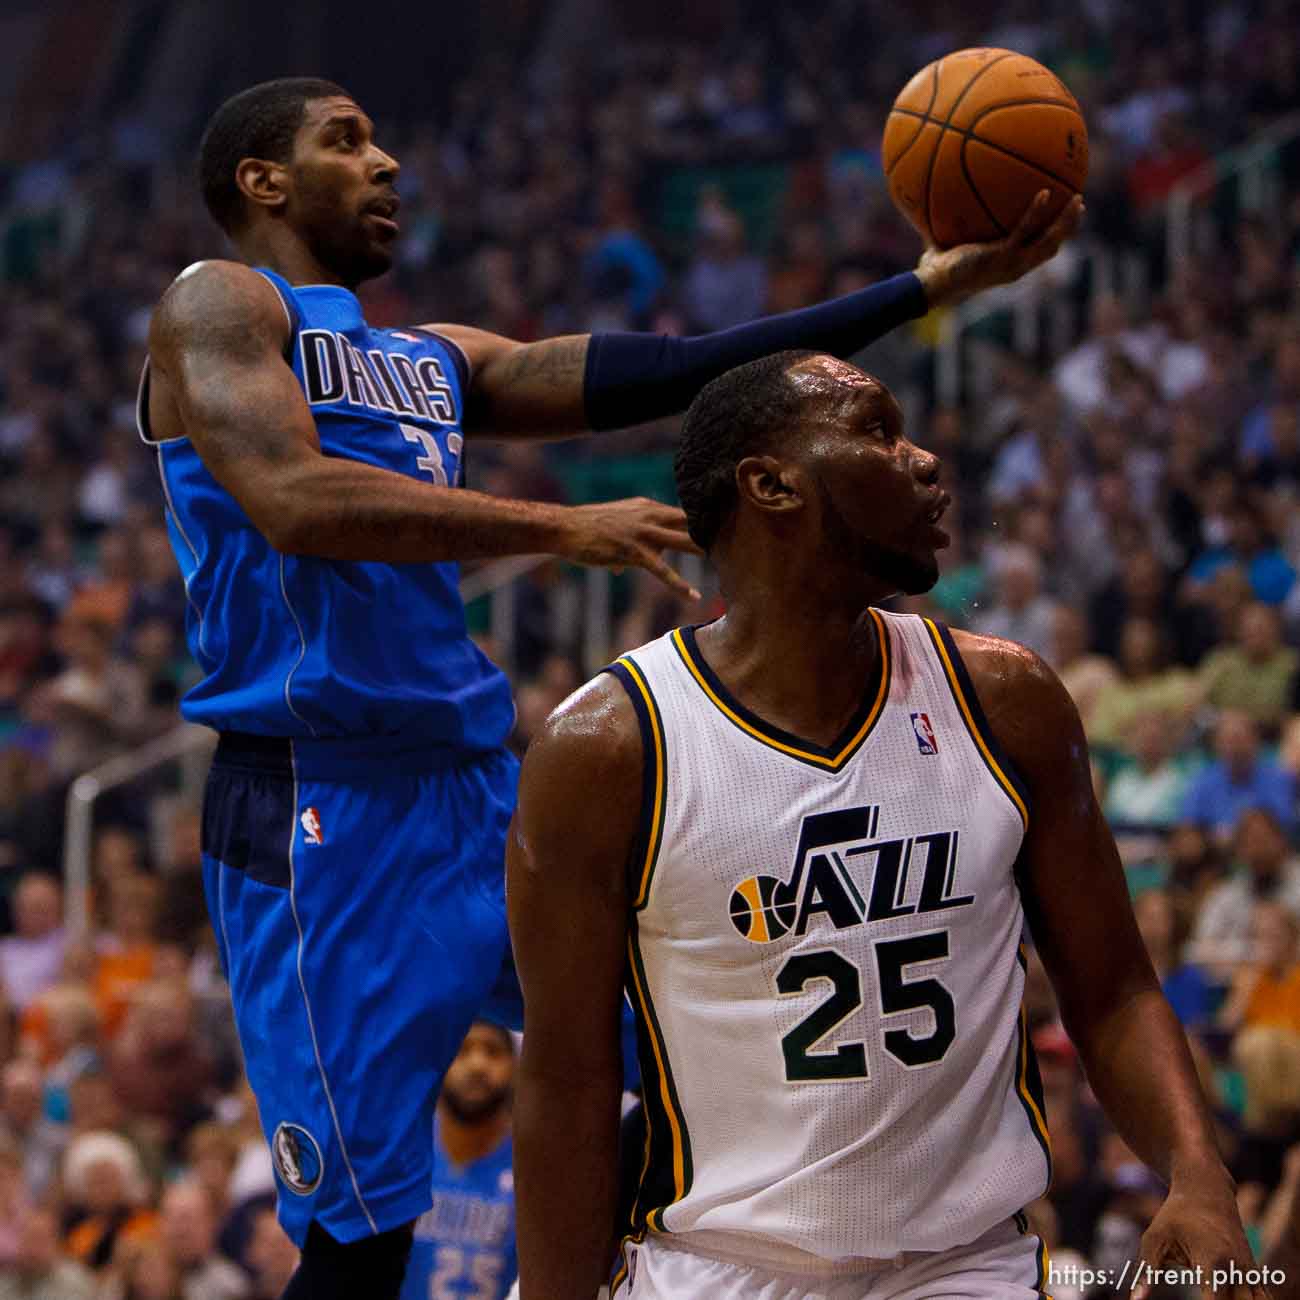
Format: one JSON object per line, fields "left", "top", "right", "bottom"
{"left": 735, "top": 455, "right": 805, "bottom": 518}
{"left": 235, "top": 158, "right": 290, "bottom": 217}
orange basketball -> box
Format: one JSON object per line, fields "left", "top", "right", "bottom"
{"left": 883, "top": 48, "right": 1088, "bottom": 249}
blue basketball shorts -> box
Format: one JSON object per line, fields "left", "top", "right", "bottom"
{"left": 200, "top": 732, "right": 522, "bottom": 1246}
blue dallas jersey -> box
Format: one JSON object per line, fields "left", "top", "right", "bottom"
{"left": 401, "top": 1121, "right": 516, "bottom": 1300}
{"left": 139, "top": 266, "right": 515, "bottom": 750}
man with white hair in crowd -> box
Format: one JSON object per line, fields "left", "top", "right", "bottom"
{"left": 61, "top": 1131, "right": 155, "bottom": 1271}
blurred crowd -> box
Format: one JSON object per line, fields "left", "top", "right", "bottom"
{"left": 3, "top": 0, "right": 1300, "bottom": 1296}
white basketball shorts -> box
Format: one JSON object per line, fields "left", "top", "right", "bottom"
{"left": 611, "top": 1217, "right": 1049, "bottom": 1299}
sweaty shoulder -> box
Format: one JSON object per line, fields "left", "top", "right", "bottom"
{"left": 524, "top": 672, "right": 643, "bottom": 803}
{"left": 149, "top": 260, "right": 290, "bottom": 368}
{"left": 946, "top": 627, "right": 1088, "bottom": 786}
{"left": 512, "top": 673, "right": 644, "bottom": 892}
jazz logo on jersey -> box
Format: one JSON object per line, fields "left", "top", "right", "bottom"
{"left": 300, "top": 807, "right": 324, "bottom": 846}
{"left": 911, "top": 711, "right": 938, "bottom": 755}
{"left": 729, "top": 805, "right": 971, "bottom": 944}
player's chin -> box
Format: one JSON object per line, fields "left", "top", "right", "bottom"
{"left": 348, "top": 230, "right": 397, "bottom": 279}
{"left": 359, "top": 243, "right": 395, "bottom": 277}
{"left": 895, "top": 548, "right": 941, "bottom": 596}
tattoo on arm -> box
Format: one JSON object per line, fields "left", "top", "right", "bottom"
{"left": 499, "top": 336, "right": 588, "bottom": 390}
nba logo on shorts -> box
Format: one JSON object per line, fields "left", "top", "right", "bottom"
{"left": 911, "top": 712, "right": 938, "bottom": 755}
{"left": 300, "top": 807, "right": 324, "bottom": 845}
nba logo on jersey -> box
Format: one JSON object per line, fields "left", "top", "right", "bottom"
{"left": 911, "top": 711, "right": 938, "bottom": 755}
{"left": 300, "top": 808, "right": 325, "bottom": 845}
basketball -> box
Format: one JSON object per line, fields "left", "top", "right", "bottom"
{"left": 883, "top": 47, "right": 1088, "bottom": 249}
{"left": 729, "top": 875, "right": 796, "bottom": 944}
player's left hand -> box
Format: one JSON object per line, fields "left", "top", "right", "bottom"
{"left": 1131, "top": 1180, "right": 1271, "bottom": 1299}
{"left": 913, "top": 189, "right": 1084, "bottom": 308}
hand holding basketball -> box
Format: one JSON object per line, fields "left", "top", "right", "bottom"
{"left": 886, "top": 47, "right": 1087, "bottom": 307}
{"left": 914, "top": 189, "right": 1084, "bottom": 308}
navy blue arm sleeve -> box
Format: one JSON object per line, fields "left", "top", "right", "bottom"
{"left": 582, "top": 271, "right": 928, "bottom": 431}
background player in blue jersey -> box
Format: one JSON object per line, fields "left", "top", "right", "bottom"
{"left": 142, "top": 76, "right": 1078, "bottom": 1299}
{"left": 401, "top": 1023, "right": 517, "bottom": 1300}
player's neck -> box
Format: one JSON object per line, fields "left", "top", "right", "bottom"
{"left": 235, "top": 230, "right": 354, "bottom": 291}
{"left": 695, "top": 591, "right": 884, "bottom": 750}
{"left": 436, "top": 1104, "right": 509, "bottom": 1168}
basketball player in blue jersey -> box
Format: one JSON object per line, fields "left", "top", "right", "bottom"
{"left": 508, "top": 358, "right": 1262, "bottom": 1299}
{"left": 142, "top": 77, "right": 1079, "bottom": 1299}
{"left": 400, "top": 1023, "right": 517, "bottom": 1300}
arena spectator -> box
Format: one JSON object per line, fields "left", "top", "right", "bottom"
{"left": 1133, "top": 887, "right": 1213, "bottom": 1029}
{"left": 157, "top": 1179, "right": 250, "bottom": 1300}
{"left": 0, "top": 1207, "right": 95, "bottom": 1300}
{"left": 1219, "top": 900, "right": 1300, "bottom": 1034}
{"left": 32, "top": 613, "right": 147, "bottom": 780}
{"left": 108, "top": 982, "right": 213, "bottom": 1142}
{"left": 1102, "top": 709, "right": 1197, "bottom": 838}
{"left": 1191, "top": 808, "right": 1300, "bottom": 967}
{"left": 61, "top": 1131, "right": 157, "bottom": 1273}
{"left": 1087, "top": 618, "right": 1200, "bottom": 755}
{"left": 0, "top": 1059, "right": 65, "bottom": 1201}
{"left": 682, "top": 202, "right": 767, "bottom": 332}
{"left": 1185, "top": 500, "right": 1297, "bottom": 608}
{"left": 93, "top": 875, "right": 159, "bottom": 1038}
{"left": 1199, "top": 601, "right": 1300, "bottom": 731}
{"left": 65, "top": 530, "right": 134, "bottom": 634}
{"left": 20, "top": 983, "right": 100, "bottom": 1114}
{"left": 0, "top": 872, "right": 65, "bottom": 1012}
{"left": 0, "top": 1134, "right": 29, "bottom": 1266}
{"left": 1180, "top": 713, "right": 1296, "bottom": 840}
{"left": 1232, "top": 1026, "right": 1300, "bottom": 1228}
{"left": 970, "top": 543, "right": 1058, "bottom": 659}
{"left": 106, "top": 1236, "right": 185, "bottom": 1300}
{"left": 1049, "top": 605, "right": 1118, "bottom": 732}
{"left": 241, "top": 1210, "right": 298, "bottom": 1300}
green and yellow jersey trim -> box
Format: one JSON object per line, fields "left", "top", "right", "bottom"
{"left": 602, "top": 654, "right": 692, "bottom": 1235}
{"left": 669, "top": 609, "right": 892, "bottom": 773}
{"left": 606, "top": 656, "right": 668, "bottom": 908}
{"left": 625, "top": 920, "right": 693, "bottom": 1233}
{"left": 1014, "top": 944, "right": 1053, "bottom": 1182}
{"left": 609, "top": 1230, "right": 644, "bottom": 1296}
{"left": 1015, "top": 1208, "right": 1054, "bottom": 1299}
{"left": 921, "top": 618, "right": 1030, "bottom": 831}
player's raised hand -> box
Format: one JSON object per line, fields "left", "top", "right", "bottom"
{"left": 1131, "top": 1181, "right": 1271, "bottom": 1300}
{"left": 914, "top": 189, "right": 1085, "bottom": 308}
{"left": 559, "top": 497, "right": 703, "bottom": 600}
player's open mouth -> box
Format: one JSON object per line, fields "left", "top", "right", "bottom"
{"left": 364, "top": 196, "right": 401, "bottom": 236}
{"left": 925, "top": 493, "right": 951, "bottom": 547}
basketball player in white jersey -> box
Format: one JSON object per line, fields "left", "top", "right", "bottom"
{"left": 507, "top": 351, "right": 1262, "bottom": 1300}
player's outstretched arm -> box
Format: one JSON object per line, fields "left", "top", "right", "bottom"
{"left": 506, "top": 677, "right": 641, "bottom": 1300}
{"left": 430, "top": 191, "right": 1081, "bottom": 440}
{"left": 146, "top": 261, "right": 697, "bottom": 591}
{"left": 959, "top": 630, "right": 1266, "bottom": 1300}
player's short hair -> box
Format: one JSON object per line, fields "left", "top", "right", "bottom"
{"left": 199, "top": 77, "right": 350, "bottom": 233}
{"left": 675, "top": 350, "right": 821, "bottom": 552}
{"left": 472, "top": 1021, "right": 516, "bottom": 1054}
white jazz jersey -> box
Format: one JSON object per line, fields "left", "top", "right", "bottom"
{"left": 608, "top": 609, "right": 1051, "bottom": 1272}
